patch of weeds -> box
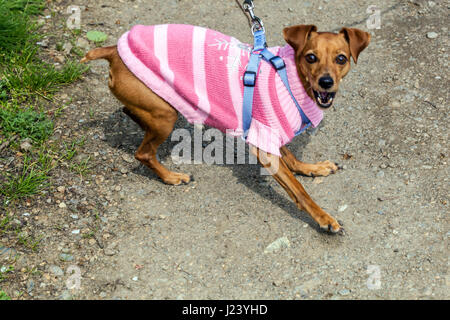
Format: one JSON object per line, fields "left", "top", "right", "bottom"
{"left": 0, "top": 290, "right": 11, "bottom": 300}
{"left": 0, "top": 265, "right": 14, "bottom": 282}
{"left": 17, "top": 231, "right": 42, "bottom": 252}
{"left": 70, "top": 155, "right": 91, "bottom": 176}
{"left": 0, "top": 154, "right": 53, "bottom": 205}
{"left": 82, "top": 231, "right": 95, "bottom": 239}
{"left": 2, "top": 0, "right": 45, "bottom": 15}
{"left": 0, "top": 0, "right": 43, "bottom": 56}
{"left": 2, "top": 60, "right": 88, "bottom": 99}
{"left": 62, "top": 137, "right": 86, "bottom": 161}
{"left": 0, "top": 213, "right": 12, "bottom": 234}
{"left": 0, "top": 0, "right": 88, "bottom": 101}
{"left": 0, "top": 102, "right": 53, "bottom": 143}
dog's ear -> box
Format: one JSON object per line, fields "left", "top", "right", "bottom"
{"left": 339, "top": 27, "right": 371, "bottom": 64}
{"left": 283, "top": 25, "right": 317, "bottom": 53}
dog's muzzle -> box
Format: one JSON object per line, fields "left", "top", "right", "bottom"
{"left": 313, "top": 90, "right": 336, "bottom": 108}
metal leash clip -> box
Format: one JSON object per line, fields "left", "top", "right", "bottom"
{"left": 243, "top": 0, "right": 265, "bottom": 35}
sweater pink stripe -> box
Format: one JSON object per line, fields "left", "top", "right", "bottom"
{"left": 117, "top": 24, "right": 323, "bottom": 156}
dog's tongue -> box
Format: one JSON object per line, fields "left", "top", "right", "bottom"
{"left": 320, "top": 92, "right": 329, "bottom": 100}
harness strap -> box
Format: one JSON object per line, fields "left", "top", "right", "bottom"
{"left": 260, "top": 49, "right": 312, "bottom": 136}
{"left": 242, "top": 30, "right": 311, "bottom": 139}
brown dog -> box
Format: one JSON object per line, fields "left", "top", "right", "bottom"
{"left": 82, "top": 25, "right": 370, "bottom": 233}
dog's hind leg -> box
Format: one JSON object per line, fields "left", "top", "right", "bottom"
{"left": 127, "top": 105, "right": 191, "bottom": 185}
{"left": 103, "top": 46, "right": 190, "bottom": 185}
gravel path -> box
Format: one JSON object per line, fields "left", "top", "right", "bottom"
{"left": 4, "top": 0, "right": 448, "bottom": 299}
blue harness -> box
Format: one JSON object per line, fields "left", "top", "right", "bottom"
{"left": 242, "top": 29, "right": 311, "bottom": 138}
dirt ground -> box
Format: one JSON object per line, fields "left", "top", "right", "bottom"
{"left": 2, "top": 0, "right": 448, "bottom": 299}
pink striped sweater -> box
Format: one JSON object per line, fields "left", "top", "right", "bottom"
{"left": 117, "top": 24, "right": 323, "bottom": 156}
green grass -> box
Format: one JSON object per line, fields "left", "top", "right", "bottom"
{"left": 0, "top": 0, "right": 88, "bottom": 100}
{"left": 0, "top": 265, "right": 14, "bottom": 283}
{"left": 0, "top": 154, "right": 53, "bottom": 205}
{"left": 0, "top": 0, "right": 90, "bottom": 207}
{"left": 2, "top": 60, "right": 88, "bottom": 99}
{"left": 0, "top": 102, "right": 53, "bottom": 143}
{"left": 0, "top": 0, "right": 42, "bottom": 56}
{"left": 0, "top": 290, "right": 11, "bottom": 300}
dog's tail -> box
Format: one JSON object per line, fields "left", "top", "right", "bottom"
{"left": 80, "top": 46, "right": 116, "bottom": 63}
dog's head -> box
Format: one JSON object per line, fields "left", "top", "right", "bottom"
{"left": 283, "top": 25, "right": 371, "bottom": 109}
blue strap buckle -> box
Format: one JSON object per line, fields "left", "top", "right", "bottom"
{"left": 243, "top": 71, "right": 257, "bottom": 87}
{"left": 269, "top": 56, "right": 285, "bottom": 71}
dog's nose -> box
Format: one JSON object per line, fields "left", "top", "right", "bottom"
{"left": 318, "top": 76, "right": 334, "bottom": 90}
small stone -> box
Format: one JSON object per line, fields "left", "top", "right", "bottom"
{"left": 62, "top": 42, "right": 73, "bottom": 54}
{"left": 55, "top": 55, "right": 65, "bottom": 64}
{"left": 313, "top": 177, "right": 324, "bottom": 184}
{"left": 426, "top": 32, "right": 438, "bottom": 39}
{"left": 339, "top": 289, "right": 350, "bottom": 296}
{"left": 71, "top": 229, "right": 80, "bottom": 235}
{"left": 338, "top": 205, "right": 348, "bottom": 212}
{"left": 27, "top": 280, "right": 35, "bottom": 295}
{"left": 57, "top": 186, "right": 65, "bottom": 193}
{"left": 20, "top": 139, "right": 32, "bottom": 152}
{"left": 121, "top": 154, "right": 134, "bottom": 163}
{"left": 132, "top": 276, "right": 139, "bottom": 281}
{"left": 76, "top": 38, "right": 90, "bottom": 50}
{"left": 70, "top": 214, "right": 79, "bottom": 220}
{"left": 60, "top": 290, "right": 73, "bottom": 300}
{"left": 104, "top": 247, "right": 118, "bottom": 256}
{"left": 49, "top": 265, "right": 64, "bottom": 277}
{"left": 59, "top": 202, "right": 67, "bottom": 208}
{"left": 36, "top": 39, "right": 49, "bottom": 47}
{"left": 264, "top": 236, "right": 290, "bottom": 254}
{"left": 377, "top": 171, "right": 385, "bottom": 178}
{"left": 120, "top": 167, "right": 128, "bottom": 174}
{"left": 59, "top": 253, "right": 74, "bottom": 262}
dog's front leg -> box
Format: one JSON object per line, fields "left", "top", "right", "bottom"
{"left": 251, "top": 146, "right": 341, "bottom": 233}
{"left": 280, "top": 146, "right": 339, "bottom": 177}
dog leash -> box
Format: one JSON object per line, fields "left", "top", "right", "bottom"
{"left": 241, "top": 0, "right": 311, "bottom": 138}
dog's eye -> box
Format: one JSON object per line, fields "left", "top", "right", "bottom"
{"left": 305, "top": 54, "right": 317, "bottom": 64}
{"left": 336, "top": 54, "right": 348, "bottom": 65}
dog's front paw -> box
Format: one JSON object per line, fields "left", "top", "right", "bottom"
{"left": 318, "top": 215, "right": 342, "bottom": 234}
{"left": 161, "top": 172, "right": 191, "bottom": 185}
{"left": 309, "top": 160, "right": 339, "bottom": 177}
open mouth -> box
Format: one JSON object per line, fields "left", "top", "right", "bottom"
{"left": 313, "top": 90, "right": 336, "bottom": 108}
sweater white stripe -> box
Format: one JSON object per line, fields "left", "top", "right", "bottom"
{"left": 227, "top": 37, "right": 243, "bottom": 131}
{"left": 192, "top": 26, "right": 210, "bottom": 123}
{"left": 154, "top": 24, "right": 174, "bottom": 86}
